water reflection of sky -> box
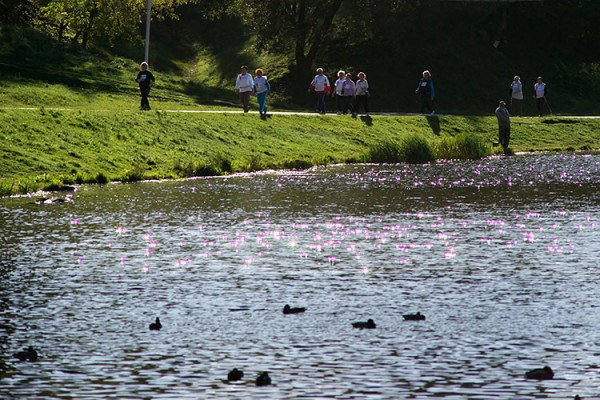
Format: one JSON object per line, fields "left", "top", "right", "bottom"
{"left": 1, "top": 154, "right": 599, "bottom": 399}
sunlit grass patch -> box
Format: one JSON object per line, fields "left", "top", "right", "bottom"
{"left": 435, "top": 133, "right": 491, "bottom": 160}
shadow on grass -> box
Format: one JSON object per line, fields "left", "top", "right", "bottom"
{"left": 360, "top": 115, "right": 373, "bottom": 126}
{"left": 426, "top": 115, "right": 441, "bottom": 135}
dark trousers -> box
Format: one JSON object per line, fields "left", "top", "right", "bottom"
{"left": 335, "top": 94, "right": 343, "bottom": 113}
{"left": 240, "top": 91, "right": 251, "bottom": 112}
{"left": 340, "top": 96, "right": 354, "bottom": 114}
{"left": 316, "top": 91, "right": 326, "bottom": 113}
{"left": 510, "top": 98, "right": 523, "bottom": 117}
{"left": 354, "top": 95, "right": 369, "bottom": 114}
{"left": 140, "top": 86, "right": 151, "bottom": 109}
{"left": 420, "top": 95, "right": 434, "bottom": 113}
{"left": 536, "top": 97, "right": 545, "bottom": 116}
{"left": 499, "top": 125, "right": 510, "bottom": 148}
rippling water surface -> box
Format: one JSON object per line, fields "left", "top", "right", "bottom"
{"left": 1, "top": 154, "right": 599, "bottom": 399}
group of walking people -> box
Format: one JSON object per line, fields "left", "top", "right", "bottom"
{"left": 308, "top": 68, "right": 371, "bottom": 116}
{"left": 135, "top": 62, "right": 549, "bottom": 129}
{"left": 234, "top": 65, "right": 272, "bottom": 115}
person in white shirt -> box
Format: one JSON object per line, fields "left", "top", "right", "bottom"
{"left": 253, "top": 68, "right": 271, "bottom": 116}
{"left": 509, "top": 75, "right": 523, "bottom": 117}
{"left": 308, "top": 68, "right": 331, "bottom": 114}
{"left": 332, "top": 70, "right": 346, "bottom": 114}
{"left": 354, "top": 72, "right": 370, "bottom": 116}
{"left": 533, "top": 76, "right": 547, "bottom": 117}
{"left": 235, "top": 65, "right": 254, "bottom": 113}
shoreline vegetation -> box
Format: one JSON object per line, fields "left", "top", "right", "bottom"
{"left": 1, "top": 107, "right": 600, "bottom": 197}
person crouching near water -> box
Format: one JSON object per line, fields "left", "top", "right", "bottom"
{"left": 254, "top": 68, "right": 271, "bottom": 116}
{"left": 308, "top": 68, "right": 331, "bottom": 114}
{"left": 495, "top": 100, "right": 511, "bottom": 155}
{"left": 136, "top": 61, "right": 155, "bottom": 110}
{"left": 235, "top": 65, "right": 255, "bottom": 113}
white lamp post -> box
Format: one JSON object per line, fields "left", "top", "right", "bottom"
{"left": 144, "top": 0, "right": 152, "bottom": 62}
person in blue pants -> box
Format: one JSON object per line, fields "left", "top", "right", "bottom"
{"left": 254, "top": 68, "right": 271, "bottom": 115}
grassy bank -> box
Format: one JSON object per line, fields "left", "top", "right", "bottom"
{"left": 1, "top": 107, "right": 599, "bottom": 196}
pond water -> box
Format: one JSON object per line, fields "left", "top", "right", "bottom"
{"left": 1, "top": 154, "right": 599, "bottom": 399}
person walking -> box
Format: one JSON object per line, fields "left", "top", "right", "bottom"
{"left": 235, "top": 65, "right": 254, "bottom": 113}
{"left": 415, "top": 70, "right": 435, "bottom": 115}
{"left": 136, "top": 61, "right": 155, "bottom": 110}
{"left": 308, "top": 68, "right": 330, "bottom": 114}
{"left": 340, "top": 72, "right": 356, "bottom": 115}
{"left": 354, "top": 72, "right": 370, "bottom": 116}
{"left": 254, "top": 68, "right": 271, "bottom": 116}
{"left": 533, "top": 76, "right": 547, "bottom": 117}
{"left": 509, "top": 75, "right": 523, "bottom": 117}
{"left": 495, "top": 100, "right": 511, "bottom": 155}
{"left": 332, "top": 70, "right": 346, "bottom": 114}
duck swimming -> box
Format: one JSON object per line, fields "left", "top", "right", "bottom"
{"left": 149, "top": 317, "right": 162, "bottom": 330}
{"left": 227, "top": 368, "right": 244, "bottom": 381}
{"left": 352, "top": 319, "right": 376, "bottom": 329}
{"left": 525, "top": 366, "right": 554, "bottom": 380}
{"left": 403, "top": 312, "right": 426, "bottom": 321}
{"left": 256, "top": 371, "right": 271, "bottom": 386}
{"left": 283, "top": 304, "right": 306, "bottom": 314}
{"left": 13, "top": 346, "right": 38, "bottom": 362}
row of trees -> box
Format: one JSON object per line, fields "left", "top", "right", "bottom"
{"left": 2, "top": 0, "right": 600, "bottom": 88}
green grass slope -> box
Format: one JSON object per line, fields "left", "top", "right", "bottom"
{"left": 1, "top": 24, "right": 600, "bottom": 196}
{"left": 2, "top": 107, "right": 599, "bottom": 196}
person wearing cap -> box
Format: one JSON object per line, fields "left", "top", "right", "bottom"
{"left": 253, "top": 68, "right": 271, "bottom": 116}
{"left": 509, "top": 75, "right": 523, "bottom": 117}
{"left": 495, "top": 100, "right": 511, "bottom": 154}
{"left": 136, "top": 61, "right": 155, "bottom": 110}
{"left": 308, "top": 68, "right": 331, "bottom": 114}
{"left": 235, "top": 65, "right": 255, "bottom": 113}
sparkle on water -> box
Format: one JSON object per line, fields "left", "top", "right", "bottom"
{"left": 1, "top": 154, "right": 599, "bottom": 399}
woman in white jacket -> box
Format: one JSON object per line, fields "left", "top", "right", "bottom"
{"left": 308, "top": 68, "right": 331, "bottom": 114}
{"left": 235, "top": 65, "right": 254, "bottom": 113}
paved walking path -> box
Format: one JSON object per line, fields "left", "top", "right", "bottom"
{"left": 3, "top": 106, "right": 600, "bottom": 118}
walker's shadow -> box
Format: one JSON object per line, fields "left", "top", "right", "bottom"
{"left": 426, "top": 115, "right": 441, "bottom": 135}
{"left": 360, "top": 115, "right": 373, "bottom": 126}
